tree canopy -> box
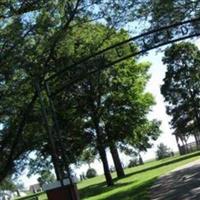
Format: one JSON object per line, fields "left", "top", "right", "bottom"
{"left": 0, "top": 0, "right": 165, "bottom": 186}
{"left": 137, "top": 0, "right": 200, "bottom": 27}
{"left": 161, "top": 42, "right": 200, "bottom": 148}
{"left": 0, "top": 0, "right": 138, "bottom": 182}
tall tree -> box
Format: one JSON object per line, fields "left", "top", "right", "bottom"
{"left": 0, "top": 0, "right": 140, "bottom": 183}
{"left": 103, "top": 60, "right": 157, "bottom": 178}
{"left": 161, "top": 42, "right": 200, "bottom": 151}
{"left": 71, "top": 58, "right": 157, "bottom": 184}
{"left": 26, "top": 22, "right": 159, "bottom": 185}
{"left": 0, "top": 0, "right": 165, "bottom": 185}
{"left": 48, "top": 24, "right": 133, "bottom": 185}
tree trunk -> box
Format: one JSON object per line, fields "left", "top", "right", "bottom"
{"left": 194, "top": 133, "right": 200, "bottom": 149}
{"left": 98, "top": 146, "right": 114, "bottom": 186}
{"left": 51, "top": 155, "right": 62, "bottom": 181}
{"left": 110, "top": 144, "right": 125, "bottom": 178}
{"left": 16, "top": 190, "right": 21, "bottom": 197}
{"left": 190, "top": 90, "right": 200, "bottom": 149}
{"left": 93, "top": 113, "right": 113, "bottom": 186}
{"left": 175, "top": 135, "right": 182, "bottom": 155}
{"left": 138, "top": 153, "right": 144, "bottom": 165}
{"left": 88, "top": 163, "right": 91, "bottom": 169}
{"left": 183, "top": 137, "right": 189, "bottom": 153}
{"left": 197, "top": 134, "right": 200, "bottom": 149}
{"left": 194, "top": 133, "right": 199, "bottom": 146}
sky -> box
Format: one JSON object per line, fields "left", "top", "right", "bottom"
{"left": 19, "top": 38, "right": 200, "bottom": 188}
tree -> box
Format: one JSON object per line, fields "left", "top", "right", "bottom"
{"left": 135, "top": 0, "right": 200, "bottom": 52}
{"left": 123, "top": 119, "right": 161, "bottom": 164}
{"left": 37, "top": 170, "right": 55, "bottom": 187}
{"left": 161, "top": 42, "right": 200, "bottom": 152}
{"left": 103, "top": 63, "right": 160, "bottom": 177}
{"left": 53, "top": 21, "right": 161, "bottom": 185}
{"left": 0, "top": 19, "right": 128, "bottom": 185}
{"left": 71, "top": 55, "right": 158, "bottom": 185}
{"left": 156, "top": 143, "right": 171, "bottom": 160}
{"left": 49, "top": 24, "right": 134, "bottom": 186}
{"left": 0, "top": 0, "right": 143, "bottom": 183}
{"left": 80, "top": 148, "right": 96, "bottom": 169}
{"left": 137, "top": 0, "right": 200, "bottom": 29}
{"left": 0, "top": 176, "right": 24, "bottom": 197}
{"left": 0, "top": 177, "right": 16, "bottom": 191}
{"left": 1, "top": 0, "right": 178, "bottom": 187}
{"left": 43, "top": 24, "right": 135, "bottom": 185}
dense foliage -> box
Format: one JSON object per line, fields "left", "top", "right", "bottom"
{"left": 37, "top": 170, "right": 55, "bottom": 187}
{"left": 0, "top": 0, "right": 138, "bottom": 183}
{"left": 0, "top": 0, "right": 162, "bottom": 187}
{"left": 156, "top": 143, "right": 172, "bottom": 160}
{"left": 86, "top": 168, "right": 97, "bottom": 179}
{"left": 161, "top": 42, "right": 200, "bottom": 149}
{"left": 137, "top": 0, "right": 200, "bottom": 28}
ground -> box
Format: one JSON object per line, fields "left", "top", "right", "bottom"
{"left": 14, "top": 151, "right": 200, "bottom": 200}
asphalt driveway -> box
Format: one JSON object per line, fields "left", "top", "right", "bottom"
{"left": 150, "top": 160, "right": 200, "bottom": 200}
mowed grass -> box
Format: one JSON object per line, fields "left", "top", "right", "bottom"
{"left": 78, "top": 151, "right": 200, "bottom": 200}
{"left": 16, "top": 151, "right": 200, "bottom": 200}
{"left": 14, "top": 192, "right": 47, "bottom": 200}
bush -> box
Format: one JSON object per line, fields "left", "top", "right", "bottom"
{"left": 156, "top": 143, "right": 171, "bottom": 160}
{"left": 86, "top": 168, "right": 97, "bottom": 178}
{"left": 128, "top": 158, "right": 138, "bottom": 168}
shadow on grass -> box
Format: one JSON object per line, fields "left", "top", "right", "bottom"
{"left": 79, "top": 181, "right": 134, "bottom": 199}
{"left": 79, "top": 151, "right": 200, "bottom": 200}
{"left": 79, "top": 177, "right": 157, "bottom": 200}
{"left": 125, "top": 151, "right": 200, "bottom": 179}
{"left": 98, "top": 178, "right": 157, "bottom": 200}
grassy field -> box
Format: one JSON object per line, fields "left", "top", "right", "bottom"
{"left": 16, "top": 151, "right": 200, "bottom": 200}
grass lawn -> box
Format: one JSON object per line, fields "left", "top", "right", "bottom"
{"left": 16, "top": 151, "right": 200, "bottom": 200}
{"left": 78, "top": 151, "right": 200, "bottom": 200}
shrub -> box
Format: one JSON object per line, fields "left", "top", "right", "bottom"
{"left": 128, "top": 158, "right": 138, "bottom": 168}
{"left": 86, "top": 168, "right": 97, "bottom": 178}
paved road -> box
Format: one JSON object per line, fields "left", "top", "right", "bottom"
{"left": 150, "top": 160, "right": 200, "bottom": 200}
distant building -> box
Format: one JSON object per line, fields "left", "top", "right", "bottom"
{"left": 29, "top": 183, "right": 42, "bottom": 193}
